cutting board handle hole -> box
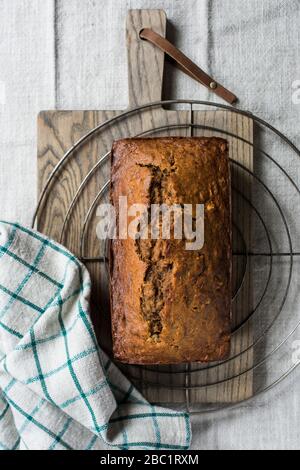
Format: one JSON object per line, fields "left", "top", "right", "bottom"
{"left": 139, "top": 28, "right": 146, "bottom": 40}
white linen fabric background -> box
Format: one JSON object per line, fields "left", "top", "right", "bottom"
{"left": 0, "top": 0, "right": 300, "bottom": 449}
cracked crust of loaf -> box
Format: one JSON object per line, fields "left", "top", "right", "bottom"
{"left": 110, "top": 137, "right": 231, "bottom": 364}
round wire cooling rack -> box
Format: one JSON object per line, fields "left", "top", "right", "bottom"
{"left": 32, "top": 100, "right": 300, "bottom": 414}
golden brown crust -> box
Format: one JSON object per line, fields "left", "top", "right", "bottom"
{"left": 110, "top": 137, "right": 231, "bottom": 364}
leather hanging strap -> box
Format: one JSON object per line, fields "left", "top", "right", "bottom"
{"left": 139, "top": 28, "right": 237, "bottom": 105}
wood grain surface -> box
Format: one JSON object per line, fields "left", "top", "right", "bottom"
{"left": 37, "top": 9, "right": 253, "bottom": 405}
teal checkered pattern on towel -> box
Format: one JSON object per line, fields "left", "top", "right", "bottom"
{"left": 0, "top": 221, "right": 191, "bottom": 450}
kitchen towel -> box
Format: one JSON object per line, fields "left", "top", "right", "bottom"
{"left": 0, "top": 221, "right": 191, "bottom": 450}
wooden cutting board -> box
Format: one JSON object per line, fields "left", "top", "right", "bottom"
{"left": 37, "top": 9, "right": 253, "bottom": 405}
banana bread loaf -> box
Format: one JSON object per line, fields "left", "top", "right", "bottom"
{"left": 110, "top": 137, "right": 231, "bottom": 364}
